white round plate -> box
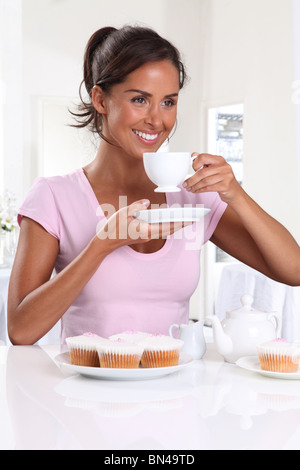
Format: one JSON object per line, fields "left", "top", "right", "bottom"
{"left": 55, "top": 352, "right": 193, "bottom": 381}
{"left": 236, "top": 356, "right": 300, "bottom": 380}
{"left": 134, "top": 207, "right": 210, "bottom": 224}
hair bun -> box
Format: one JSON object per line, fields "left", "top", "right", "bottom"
{"left": 84, "top": 26, "right": 117, "bottom": 93}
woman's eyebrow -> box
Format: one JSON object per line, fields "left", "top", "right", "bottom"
{"left": 124, "top": 89, "right": 178, "bottom": 98}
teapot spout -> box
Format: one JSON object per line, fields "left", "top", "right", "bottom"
{"left": 207, "top": 315, "right": 233, "bottom": 358}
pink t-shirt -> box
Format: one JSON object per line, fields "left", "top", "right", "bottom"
{"left": 18, "top": 168, "right": 227, "bottom": 343}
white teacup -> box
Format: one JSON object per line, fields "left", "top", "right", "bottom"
{"left": 143, "top": 152, "right": 194, "bottom": 192}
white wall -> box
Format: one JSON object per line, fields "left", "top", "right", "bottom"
{"left": 0, "top": 0, "right": 23, "bottom": 200}
{"left": 198, "top": 0, "right": 299, "bottom": 242}
{"left": 21, "top": 0, "right": 204, "bottom": 196}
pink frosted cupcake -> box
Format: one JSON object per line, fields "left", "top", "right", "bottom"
{"left": 96, "top": 339, "right": 144, "bottom": 369}
{"left": 257, "top": 339, "right": 300, "bottom": 373}
{"left": 109, "top": 330, "right": 151, "bottom": 343}
{"left": 66, "top": 333, "right": 108, "bottom": 367}
{"left": 138, "top": 334, "right": 184, "bottom": 368}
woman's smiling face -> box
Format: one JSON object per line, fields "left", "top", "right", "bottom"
{"left": 94, "top": 60, "right": 180, "bottom": 159}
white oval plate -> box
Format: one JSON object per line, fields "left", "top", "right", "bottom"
{"left": 55, "top": 352, "right": 193, "bottom": 381}
{"left": 236, "top": 356, "right": 300, "bottom": 380}
{"left": 134, "top": 207, "right": 210, "bottom": 224}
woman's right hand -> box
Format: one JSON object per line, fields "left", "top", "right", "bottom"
{"left": 96, "top": 199, "right": 189, "bottom": 249}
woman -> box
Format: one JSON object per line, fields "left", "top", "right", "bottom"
{"left": 7, "top": 26, "right": 300, "bottom": 345}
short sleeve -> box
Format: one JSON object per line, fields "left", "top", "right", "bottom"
{"left": 18, "top": 177, "right": 61, "bottom": 239}
{"left": 202, "top": 193, "right": 227, "bottom": 243}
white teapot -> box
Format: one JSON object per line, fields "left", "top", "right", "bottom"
{"left": 169, "top": 321, "right": 206, "bottom": 359}
{"left": 207, "top": 294, "right": 281, "bottom": 363}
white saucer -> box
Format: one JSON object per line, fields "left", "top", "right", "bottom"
{"left": 55, "top": 352, "right": 193, "bottom": 381}
{"left": 154, "top": 186, "right": 181, "bottom": 193}
{"left": 134, "top": 207, "right": 210, "bottom": 224}
{"left": 236, "top": 356, "right": 300, "bottom": 380}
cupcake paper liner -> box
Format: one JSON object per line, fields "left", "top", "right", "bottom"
{"left": 257, "top": 340, "right": 300, "bottom": 373}
{"left": 138, "top": 335, "right": 184, "bottom": 368}
{"left": 66, "top": 333, "right": 109, "bottom": 367}
{"left": 68, "top": 347, "right": 100, "bottom": 367}
{"left": 141, "top": 349, "right": 181, "bottom": 368}
{"left": 258, "top": 352, "right": 299, "bottom": 373}
{"left": 98, "top": 352, "right": 142, "bottom": 369}
{"left": 96, "top": 339, "right": 144, "bottom": 369}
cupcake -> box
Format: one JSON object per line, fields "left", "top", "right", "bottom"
{"left": 96, "top": 339, "right": 144, "bottom": 369}
{"left": 66, "top": 333, "right": 107, "bottom": 367}
{"left": 138, "top": 334, "right": 184, "bottom": 368}
{"left": 109, "top": 330, "right": 151, "bottom": 343}
{"left": 257, "top": 339, "right": 300, "bottom": 373}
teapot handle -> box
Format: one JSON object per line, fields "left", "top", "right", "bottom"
{"left": 169, "top": 323, "right": 179, "bottom": 338}
{"left": 267, "top": 313, "right": 282, "bottom": 337}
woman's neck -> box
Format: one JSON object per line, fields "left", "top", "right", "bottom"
{"left": 84, "top": 140, "right": 150, "bottom": 192}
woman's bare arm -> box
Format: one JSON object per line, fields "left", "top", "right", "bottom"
{"left": 210, "top": 201, "right": 300, "bottom": 286}
{"left": 184, "top": 153, "right": 300, "bottom": 286}
{"left": 7, "top": 217, "right": 114, "bottom": 345}
{"left": 7, "top": 199, "right": 187, "bottom": 345}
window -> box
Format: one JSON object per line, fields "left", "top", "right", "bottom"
{"left": 208, "top": 103, "right": 244, "bottom": 263}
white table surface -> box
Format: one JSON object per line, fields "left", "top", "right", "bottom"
{"left": 2, "top": 329, "right": 300, "bottom": 450}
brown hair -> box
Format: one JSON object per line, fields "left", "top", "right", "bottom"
{"left": 70, "top": 25, "right": 187, "bottom": 140}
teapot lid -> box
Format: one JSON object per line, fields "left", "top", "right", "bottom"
{"left": 227, "top": 294, "right": 266, "bottom": 317}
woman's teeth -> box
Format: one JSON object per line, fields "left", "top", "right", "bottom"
{"left": 133, "top": 129, "right": 158, "bottom": 141}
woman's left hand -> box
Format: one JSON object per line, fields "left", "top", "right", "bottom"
{"left": 183, "top": 153, "right": 242, "bottom": 204}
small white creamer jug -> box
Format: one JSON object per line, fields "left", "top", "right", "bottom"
{"left": 169, "top": 321, "right": 206, "bottom": 359}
